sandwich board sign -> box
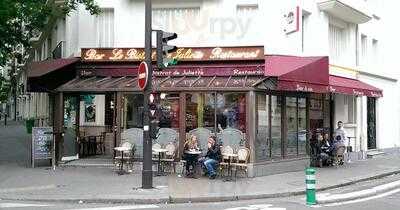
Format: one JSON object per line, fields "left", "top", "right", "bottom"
{"left": 31, "top": 127, "right": 53, "bottom": 168}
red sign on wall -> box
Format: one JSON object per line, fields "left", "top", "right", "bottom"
{"left": 138, "top": 62, "right": 148, "bottom": 90}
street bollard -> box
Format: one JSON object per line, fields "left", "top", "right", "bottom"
{"left": 4, "top": 114, "right": 7, "bottom": 126}
{"left": 306, "top": 167, "right": 316, "bottom": 205}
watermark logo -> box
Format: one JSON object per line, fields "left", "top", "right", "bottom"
{"left": 153, "top": 8, "right": 256, "bottom": 41}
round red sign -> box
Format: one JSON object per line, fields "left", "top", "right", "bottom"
{"left": 138, "top": 61, "right": 149, "bottom": 90}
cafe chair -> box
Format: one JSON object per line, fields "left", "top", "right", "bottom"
{"left": 219, "top": 145, "right": 234, "bottom": 177}
{"left": 96, "top": 132, "right": 107, "bottom": 155}
{"left": 161, "top": 143, "right": 177, "bottom": 173}
{"left": 77, "top": 130, "right": 87, "bottom": 158}
{"left": 114, "top": 142, "right": 135, "bottom": 172}
{"left": 152, "top": 143, "right": 162, "bottom": 161}
{"left": 232, "top": 147, "right": 250, "bottom": 178}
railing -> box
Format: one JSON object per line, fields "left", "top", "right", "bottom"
{"left": 52, "top": 41, "right": 65, "bottom": 59}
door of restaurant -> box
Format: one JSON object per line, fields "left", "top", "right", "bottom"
{"left": 367, "top": 97, "right": 377, "bottom": 150}
{"left": 63, "top": 95, "right": 79, "bottom": 157}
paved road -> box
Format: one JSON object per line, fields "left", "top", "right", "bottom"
{"left": 1, "top": 183, "right": 400, "bottom": 210}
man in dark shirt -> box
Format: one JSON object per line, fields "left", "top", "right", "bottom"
{"left": 202, "top": 136, "right": 221, "bottom": 179}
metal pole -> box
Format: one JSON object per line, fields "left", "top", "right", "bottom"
{"left": 142, "top": 0, "right": 153, "bottom": 189}
{"left": 12, "top": 57, "right": 17, "bottom": 121}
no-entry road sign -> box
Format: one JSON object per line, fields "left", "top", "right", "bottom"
{"left": 138, "top": 61, "right": 149, "bottom": 90}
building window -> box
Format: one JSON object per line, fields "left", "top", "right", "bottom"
{"left": 236, "top": 4, "right": 259, "bottom": 16}
{"left": 372, "top": 39, "right": 378, "bottom": 66}
{"left": 153, "top": 7, "right": 200, "bottom": 32}
{"left": 159, "top": 93, "right": 180, "bottom": 132}
{"left": 256, "top": 94, "right": 270, "bottom": 161}
{"left": 344, "top": 95, "right": 356, "bottom": 124}
{"left": 271, "top": 95, "right": 282, "bottom": 159}
{"left": 361, "top": 34, "right": 367, "bottom": 65}
{"left": 95, "top": 8, "right": 114, "bottom": 47}
{"left": 329, "top": 24, "right": 347, "bottom": 64}
{"left": 186, "top": 93, "right": 215, "bottom": 132}
{"left": 301, "top": 13, "right": 309, "bottom": 53}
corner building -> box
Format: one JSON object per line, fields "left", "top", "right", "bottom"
{"left": 23, "top": 0, "right": 399, "bottom": 176}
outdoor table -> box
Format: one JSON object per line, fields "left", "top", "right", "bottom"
{"left": 222, "top": 153, "right": 238, "bottom": 181}
{"left": 184, "top": 150, "right": 202, "bottom": 178}
{"left": 114, "top": 146, "right": 131, "bottom": 175}
{"left": 152, "top": 148, "right": 168, "bottom": 176}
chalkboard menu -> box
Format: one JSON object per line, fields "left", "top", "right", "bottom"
{"left": 32, "top": 127, "right": 53, "bottom": 167}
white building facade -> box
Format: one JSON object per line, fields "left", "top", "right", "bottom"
{"left": 21, "top": 0, "right": 399, "bottom": 165}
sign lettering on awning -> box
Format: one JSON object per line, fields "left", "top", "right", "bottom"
{"left": 81, "top": 47, "right": 264, "bottom": 62}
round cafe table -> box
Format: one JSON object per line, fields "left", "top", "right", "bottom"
{"left": 152, "top": 148, "right": 168, "bottom": 176}
{"left": 114, "top": 146, "right": 131, "bottom": 175}
{"left": 184, "top": 150, "right": 202, "bottom": 178}
{"left": 222, "top": 153, "right": 238, "bottom": 181}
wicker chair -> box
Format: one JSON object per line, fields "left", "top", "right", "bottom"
{"left": 219, "top": 145, "right": 234, "bottom": 176}
{"left": 232, "top": 147, "right": 250, "bottom": 178}
{"left": 152, "top": 143, "right": 162, "bottom": 161}
{"left": 161, "top": 143, "right": 177, "bottom": 173}
{"left": 114, "top": 142, "right": 135, "bottom": 172}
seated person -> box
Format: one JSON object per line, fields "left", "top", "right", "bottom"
{"left": 199, "top": 136, "right": 221, "bottom": 179}
{"left": 323, "top": 133, "right": 335, "bottom": 156}
{"left": 317, "top": 133, "right": 332, "bottom": 166}
{"left": 183, "top": 135, "right": 200, "bottom": 176}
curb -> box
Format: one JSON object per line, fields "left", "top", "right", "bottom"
{"left": 1, "top": 169, "right": 400, "bottom": 204}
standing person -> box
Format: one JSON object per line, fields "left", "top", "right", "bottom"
{"left": 334, "top": 121, "right": 347, "bottom": 146}
{"left": 202, "top": 136, "right": 221, "bottom": 179}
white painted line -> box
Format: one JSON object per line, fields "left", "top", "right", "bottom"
{"left": 0, "top": 203, "right": 51, "bottom": 208}
{"left": 69, "top": 204, "right": 159, "bottom": 210}
{"left": 224, "top": 204, "right": 286, "bottom": 210}
{"left": 317, "top": 179, "right": 400, "bottom": 202}
{"left": 324, "top": 188, "right": 400, "bottom": 207}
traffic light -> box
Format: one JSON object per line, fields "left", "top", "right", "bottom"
{"left": 149, "top": 93, "right": 159, "bottom": 139}
{"left": 156, "top": 30, "right": 178, "bottom": 69}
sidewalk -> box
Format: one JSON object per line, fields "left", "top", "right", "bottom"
{"left": 0, "top": 153, "right": 400, "bottom": 204}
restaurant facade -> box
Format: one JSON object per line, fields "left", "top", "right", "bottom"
{"left": 27, "top": 46, "right": 382, "bottom": 177}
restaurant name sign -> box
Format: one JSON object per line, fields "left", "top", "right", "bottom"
{"left": 81, "top": 47, "right": 264, "bottom": 62}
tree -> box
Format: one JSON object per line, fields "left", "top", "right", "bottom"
{"left": 0, "top": 0, "right": 100, "bottom": 66}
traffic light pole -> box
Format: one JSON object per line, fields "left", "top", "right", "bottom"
{"left": 142, "top": 0, "right": 153, "bottom": 189}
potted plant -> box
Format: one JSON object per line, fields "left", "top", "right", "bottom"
{"left": 25, "top": 117, "right": 35, "bottom": 134}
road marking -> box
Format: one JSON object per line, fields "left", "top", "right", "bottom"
{"left": 324, "top": 188, "right": 400, "bottom": 207}
{"left": 0, "top": 202, "right": 51, "bottom": 208}
{"left": 224, "top": 204, "right": 286, "bottom": 210}
{"left": 0, "top": 184, "right": 57, "bottom": 193}
{"left": 69, "top": 204, "right": 159, "bottom": 210}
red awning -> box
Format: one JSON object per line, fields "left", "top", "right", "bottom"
{"left": 27, "top": 57, "right": 80, "bottom": 78}
{"left": 329, "top": 75, "right": 383, "bottom": 97}
{"left": 265, "top": 55, "right": 329, "bottom": 93}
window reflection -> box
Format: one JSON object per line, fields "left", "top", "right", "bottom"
{"left": 122, "top": 94, "right": 144, "bottom": 129}
{"left": 159, "top": 93, "right": 180, "bottom": 131}
{"left": 256, "top": 94, "right": 270, "bottom": 161}
{"left": 186, "top": 93, "right": 215, "bottom": 132}
{"left": 216, "top": 93, "right": 246, "bottom": 133}
{"left": 286, "top": 97, "right": 297, "bottom": 157}
{"left": 271, "top": 95, "right": 282, "bottom": 159}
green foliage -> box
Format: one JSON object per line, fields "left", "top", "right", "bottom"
{"left": 0, "top": 0, "right": 100, "bottom": 66}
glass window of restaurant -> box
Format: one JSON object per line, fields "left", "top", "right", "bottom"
{"left": 122, "top": 94, "right": 144, "bottom": 130}
{"left": 256, "top": 93, "right": 308, "bottom": 161}
{"left": 185, "top": 92, "right": 246, "bottom": 148}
